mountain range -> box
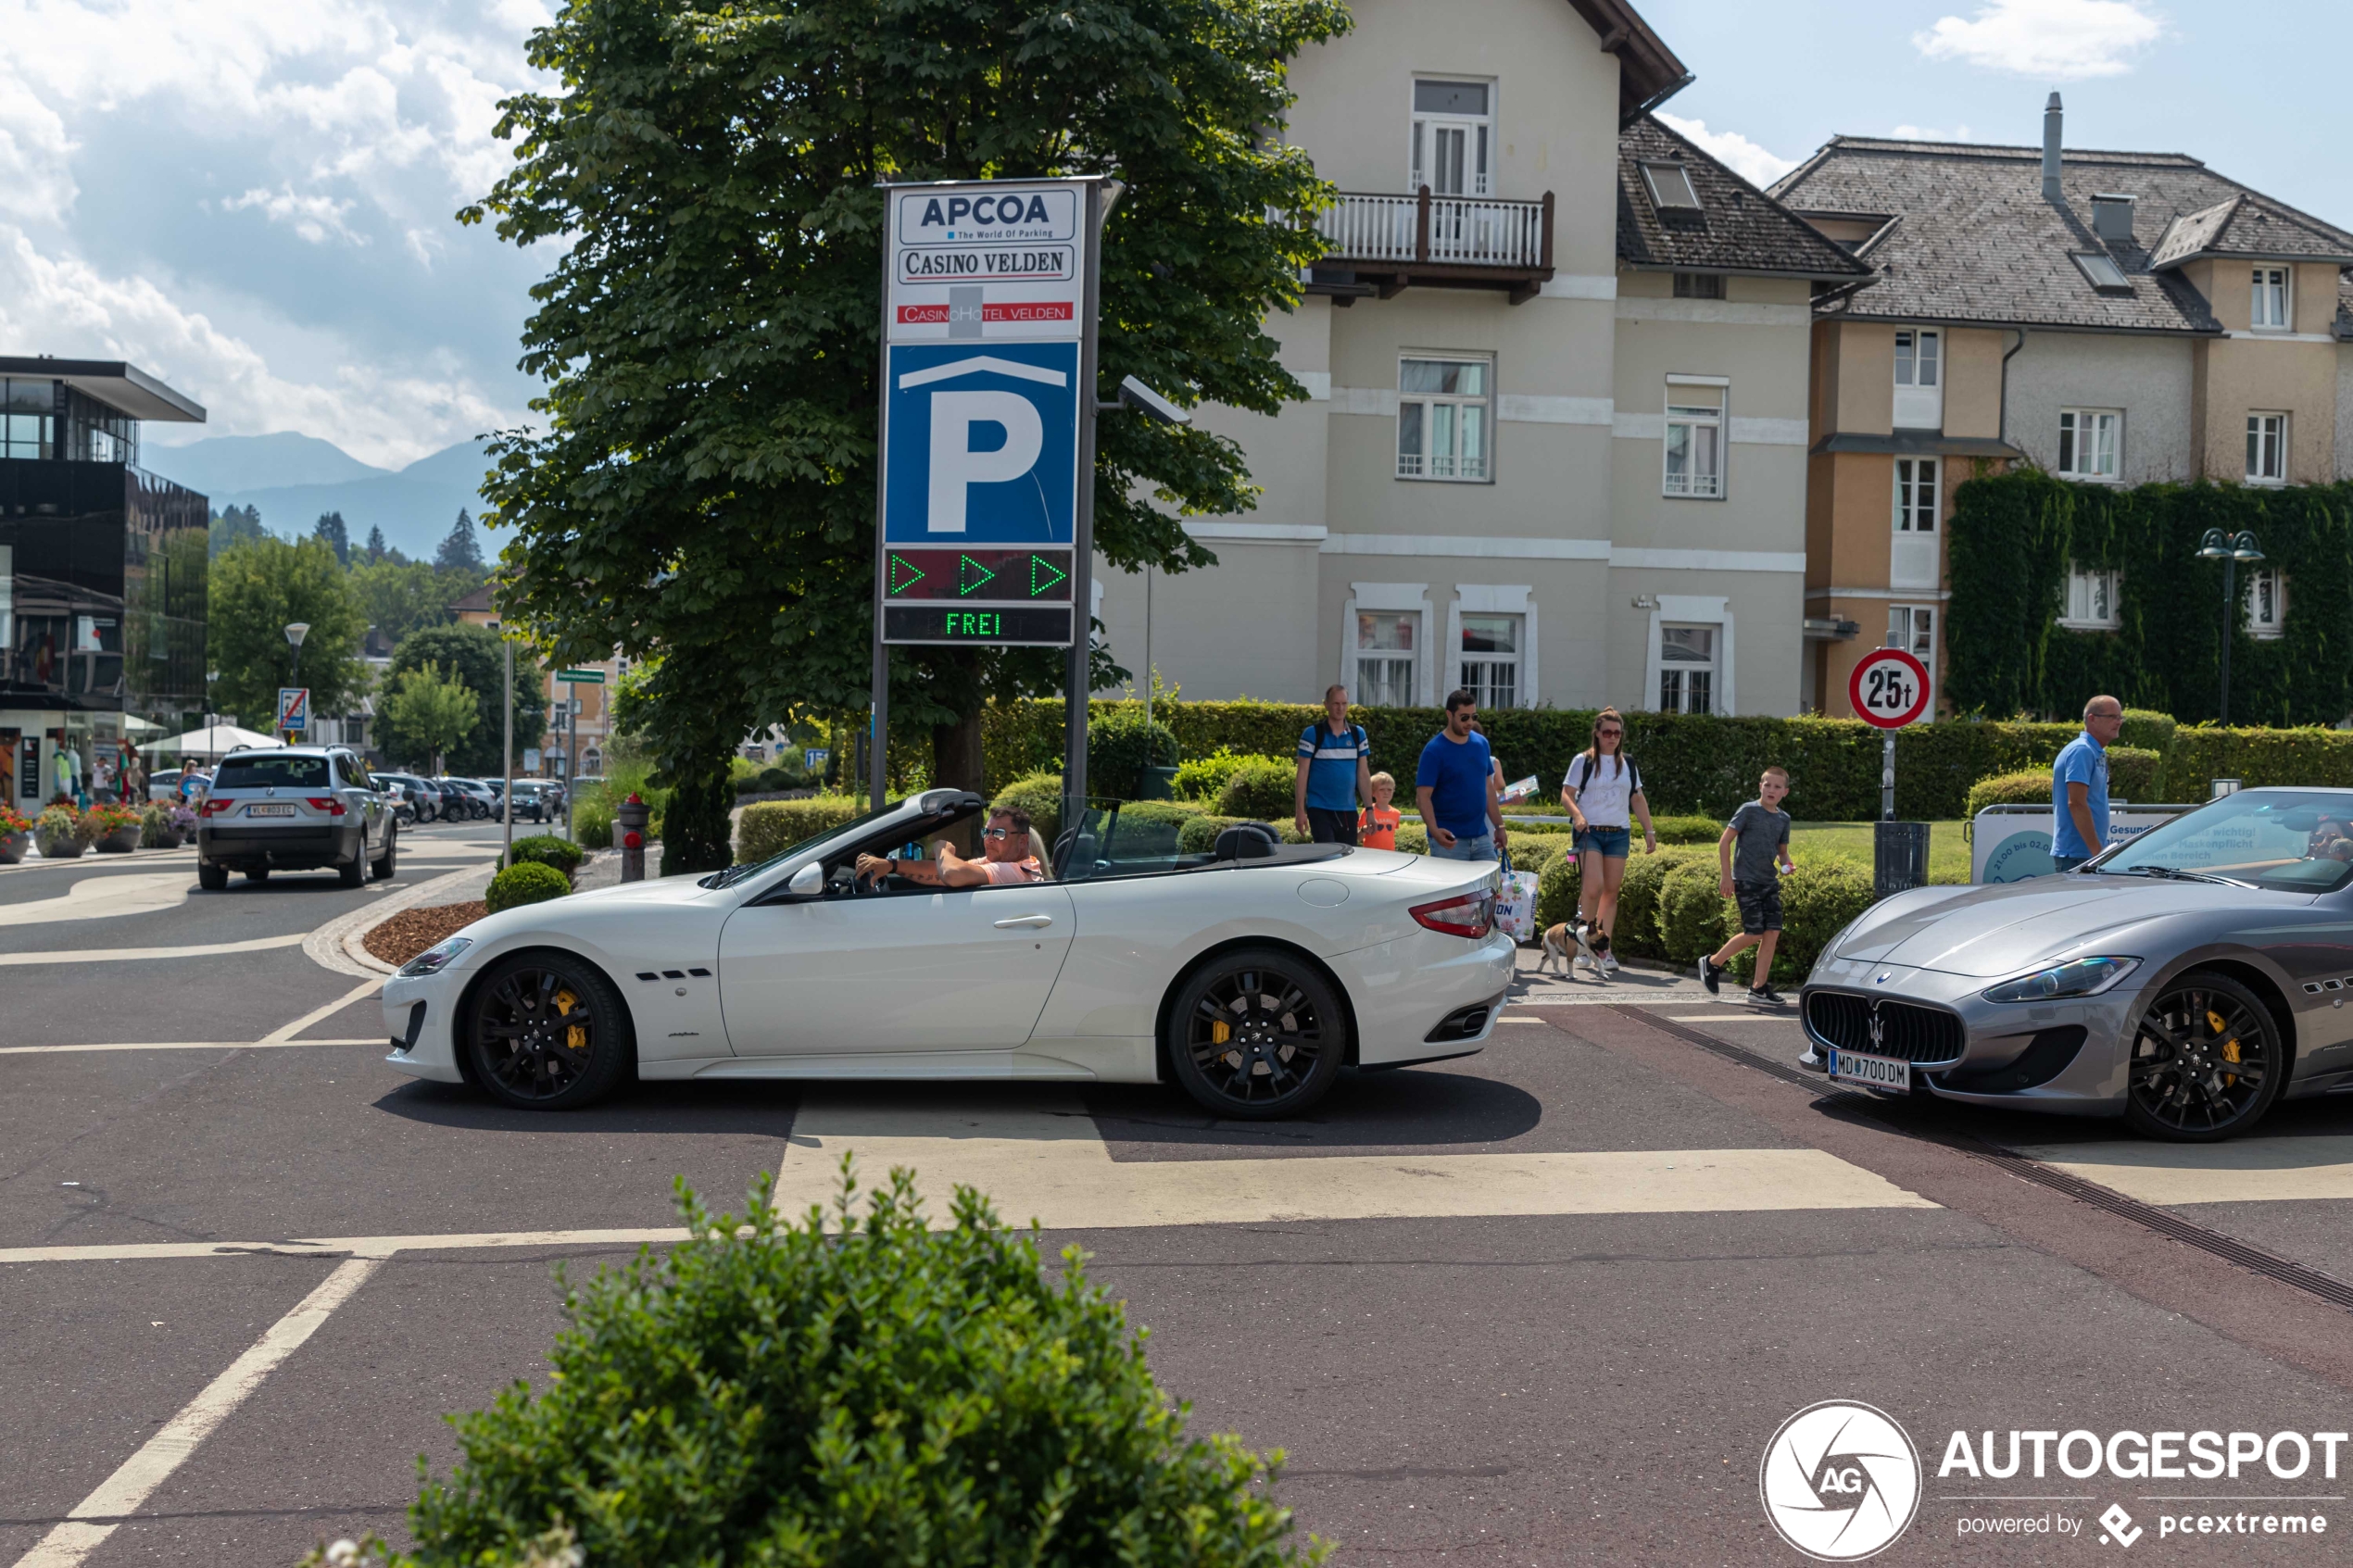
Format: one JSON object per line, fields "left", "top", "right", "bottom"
{"left": 142, "top": 433, "right": 500, "bottom": 560}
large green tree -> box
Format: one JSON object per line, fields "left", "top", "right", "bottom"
{"left": 382, "top": 662, "right": 480, "bottom": 775}
{"left": 208, "top": 535, "right": 368, "bottom": 726}
{"left": 463, "top": 0, "right": 1345, "bottom": 871}
{"left": 376, "top": 623, "right": 549, "bottom": 776}
{"left": 347, "top": 558, "right": 459, "bottom": 650}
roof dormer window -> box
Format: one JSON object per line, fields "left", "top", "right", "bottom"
{"left": 1640, "top": 162, "right": 1702, "bottom": 213}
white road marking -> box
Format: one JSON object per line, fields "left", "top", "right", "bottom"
{"left": 0, "top": 1039, "right": 380, "bottom": 1057}
{"left": 0, "top": 1230, "right": 692, "bottom": 1265}
{"left": 2017, "top": 1135, "right": 2353, "bottom": 1205}
{"left": 1655, "top": 1014, "right": 1802, "bottom": 1023}
{"left": 0, "top": 872, "right": 195, "bottom": 927}
{"left": 259, "top": 977, "right": 383, "bottom": 1044}
{"left": 9, "top": 1256, "right": 383, "bottom": 1568}
{"left": 0, "top": 935, "right": 307, "bottom": 966}
{"left": 774, "top": 1091, "right": 1934, "bottom": 1227}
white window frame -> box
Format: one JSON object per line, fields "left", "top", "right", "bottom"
{"left": 1893, "top": 457, "right": 1939, "bottom": 533}
{"left": 1409, "top": 78, "right": 1493, "bottom": 197}
{"left": 1396, "top": 355, "right": 1492, "bottom": 483}
{"left": 2251, "top": 266, "right": 2291, "bottom": 332}
{"left": 2058, "top": 563, "right": 2121, "bottom": 631}
{"left": 2246, "top": 411, "right": 2287, "bottom": 485}
{"left": 1885, "top": 606, "right": 1940, "bottom": 719}
{"left": 1641, "top": 595, "right": 1735, "bottom": 716}
{"left": 1446, "top": 584, "right": 1537, "bottom": 710}
{"left": 1894, "top": 329, "right": 1941, "bottom": 389}
{"left": 1344, "top": 583, "right": 1431, "bottom": 709}
{"left": 1639, "top": 162, "right": 1701, "bottom": 212}
{"left": 2246, "top": 568, "right": 2287, "bottom": 640}
{"left": 2057, "top": 408, "right": 2121, "bottom": 481}
{"left": 1662, "top": 381, "right": 1725, "bottom": 499}
{"left": 1656, "top": 624, "right": 1718, "bottom": 714}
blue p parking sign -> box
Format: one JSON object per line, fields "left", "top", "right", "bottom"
{"left": 883, "top": 341, "right": 1079, "bottom": 546}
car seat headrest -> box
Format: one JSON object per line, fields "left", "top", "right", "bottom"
{"left": 1214, "top": 822, "right": 1280, "bottom": 860}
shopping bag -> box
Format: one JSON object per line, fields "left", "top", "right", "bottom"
{"left": 1494, "top": 853, "right": 1541, "bottom": 943}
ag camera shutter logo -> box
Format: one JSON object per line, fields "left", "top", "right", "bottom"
{"left": 1760, "top": 1400, "right": 1921, "bottom": 1561}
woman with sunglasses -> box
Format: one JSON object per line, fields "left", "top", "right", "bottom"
{"left": 1559, "top": 709, "right": 1656, "bottom": 973}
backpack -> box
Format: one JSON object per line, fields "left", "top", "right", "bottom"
{"left": 1567, "top": 753, "right": 1642, "bottom": 797}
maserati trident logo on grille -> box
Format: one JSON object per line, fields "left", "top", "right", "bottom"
{"left": 1868, "top": 1001, "right": 1885, "bottom": 1051}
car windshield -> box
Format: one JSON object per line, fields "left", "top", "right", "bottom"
{"left": 2097, "top": 790, "right": 2353, "bottom": 893}
{"left": 213, "top": 755, "right": 330, "bottom": 790}
{"left": 699, "top": 798, "right": 908, "bottom": 888}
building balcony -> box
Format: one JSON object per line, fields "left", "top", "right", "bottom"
{"left": 1309, "top": 189, "right": 1555, "bottom": 306}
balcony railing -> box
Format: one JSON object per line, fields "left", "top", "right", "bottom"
{"left": 1314, "top": 188, "right": 1554, "bottom": 301}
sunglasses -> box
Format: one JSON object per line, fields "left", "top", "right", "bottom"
{"left": 1597, "top": 728, "right": 1623, "bottom": 737}
{"left": 982, "top": 826, "right": 1015, "bottom": 839}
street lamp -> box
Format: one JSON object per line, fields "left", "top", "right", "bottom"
{"left": 486, "top": 619, "right": 514, "bottom": 861}
{"left": 2196, "top": 529, "right": 2264, "bottom": 725}
{"left": 283, "top": 622, "right": 310, "bottom": 741}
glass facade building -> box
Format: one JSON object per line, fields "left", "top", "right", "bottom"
{"left": 0, "top": 358, "right": 207, "bottom": 809}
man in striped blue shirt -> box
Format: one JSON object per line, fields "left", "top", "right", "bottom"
{"left": 1295, "top": 684, "right": 1373, "bottom": 845}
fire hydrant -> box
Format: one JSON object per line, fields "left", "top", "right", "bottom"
{"left": 617, "top": 792, "right": 649, "bottom": 883}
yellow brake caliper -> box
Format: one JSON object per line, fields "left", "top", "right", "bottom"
{"left": 555, "top": 988, "right": 586, "bottom": 1051}
{"left": 2208, "top": 1009, "right": 2240, "bottom": 1085}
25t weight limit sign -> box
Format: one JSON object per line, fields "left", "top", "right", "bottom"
{"left": 1849, "top": 646, "right": 1931, "bottom": 729}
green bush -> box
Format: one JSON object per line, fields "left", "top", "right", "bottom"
{"left": 736, "top": 796, "right": 868, "bottom": 864}
{"left": 990, "top": 771, "right": 1066, "bottom": 850}
{"left": 484, "top": 860, "right": 571, "bottom": 914}
{"left": 1965, "top": 770, "right": 2049, "bottom": 816}
{"left": 1392, "top": 820, "right": 1428, "bottom": 856}
{"left": 406, "top": 1173, "right": 1316, "bottom": 1567}
{"left": 1170, "top": 747, "right": 1255, "bottom": 802}
{"left": 504, "top": 834, "right": 584, "bottom": 875}
{"left": 1113, "top": 798, "right": 1203, "bottom": 828}
{"left": 1611, "top": 847, "right": 1716, "bottom": 960}
{"left": 1774, "top": 859, "right": 1877, "bottom": 981}
{"left": 1655, "top": 859, "right": 1731, "bottom": 968}
{"left": 1651, "top": 813, "right": 1724, "bottom": 846}
{"left": 1088, "top": 708, "right": 1179, "bottom": 799}
{"left": 2108, "top": 746, "right": 2161, "bottom": 800}
{"left": 2120, "top": 709, "right": 2177, "bottom": 755}
{"left": 1507, "top": 835, "right": 1572, "bottom": 880}
{"left": 138, "top": 803, "right": 173, "bottom": 847}
{"left": 1176, "top": 813, "right": 1245, "bottom": 854}
{"left": 574, "top": 797, "right": 614, "bottom": 849}
{"left": 1214, "top": 756, "right": 1295, "bottom": 820}
{"left": 1535, "top": 850, "right": 1583, "bottom": 931}
{"left": 34, "top": 806, "right": 85, "bottom": 857}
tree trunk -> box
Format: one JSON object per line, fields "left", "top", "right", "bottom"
{"left": 660, "top": 758, "right": 736, "bottom": 875}
{"left": 932, "top": 703, "right": 987, "bottom": 797}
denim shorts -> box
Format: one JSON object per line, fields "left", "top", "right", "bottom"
{"left": 1575, "top": 825, "right": 1631, "bottom": 859}
{"left": 1432, "top": 833, "right": 1496, "bottom": 861}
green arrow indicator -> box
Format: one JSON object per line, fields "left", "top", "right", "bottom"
{"left": 959, "top": 555, "right": 998, "bottom": 596}
{"left": 1029, "top": 554, "right": 1069, "bottom": 596}
{"left": 887, "top": 553, "right": 926, "bottom": 595}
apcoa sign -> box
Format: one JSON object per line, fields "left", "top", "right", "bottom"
{"left": 887, "top": 182, "right": 1087, "bottom": 345}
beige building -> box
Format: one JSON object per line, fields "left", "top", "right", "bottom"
{"left": 449, "top": 583, "right": 614, "bottom": 777}
{"left": 1772, "top": 95, "right": 2353, "bottom": 718}
{"left": 1094, "top": 0, "right": 1868, "bottom": 719}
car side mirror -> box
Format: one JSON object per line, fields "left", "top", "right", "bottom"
{"left": 787, "top": 862, "right": 824, "bottom": 897}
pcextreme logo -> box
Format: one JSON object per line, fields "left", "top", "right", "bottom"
{"left": 1760, "top": 1400, "right": 1923, "bottom": 1562}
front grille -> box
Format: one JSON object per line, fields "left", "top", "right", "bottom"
{"left": 1804, "top": 991, "right": 1967, "bottom": 1065}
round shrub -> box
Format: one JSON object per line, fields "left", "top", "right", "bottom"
{"left": 1214, "top": 756, "right": 1295, "bottom": 820}
{"left": 757, "top": 765, "right": 793, "bottom": 792}
{"left": 1171, "top": 747, "right": 1252, "bottom": 802}
{"left": 1772, "top": 858, "right": 1877, "bottom": 982}
{"left": 1087, "top": 708, "right": 1178, "bottom": 799}
{"left": 505, "top": 834, "right": 584, "bottom": 874}
{"left": 406, "top": 1173, "right": 1315, "bottom": 1566}
{"left": 1534, "top": 850, "right": 1582, "bottom": 930}
{"left": 484, "top": 860, "right": 571, "bottom": 914}
{"left": 990, "top": 770, "right": 1066, "bottom": 849}
{"left": 1611, "top": 847, "right": 1715, "bottom": 960}
{"left": 1655, "top": 859, "right": 1731, "bottom": 967}
{"left": 1963, "top": 769, "right": 2049, "bottom": 815}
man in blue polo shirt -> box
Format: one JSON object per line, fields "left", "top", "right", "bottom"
{"left": 1295, "top": 684, "right": 1374, "bottom": 844}
{"left": 2051, "top": 694, "right": 2123, "bottom": 872}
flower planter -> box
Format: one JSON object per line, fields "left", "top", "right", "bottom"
{"left": 0, "top": 830, "right": 28, "bottom": 864}
{"left": 148, "top": 828, "right": 184, "bottom": 850}
{"left": 36, "top": 834, "right": 84, "bottom": 860}
{"left": 94, "top": 827, "right": 142, "bottom": 854}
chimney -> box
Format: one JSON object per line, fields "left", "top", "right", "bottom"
{"left": 2091, "top": 193, "right": 2136, "bottom": 246}
{"left": 2042, "top": 92, "right": 2063, "bottom": 202}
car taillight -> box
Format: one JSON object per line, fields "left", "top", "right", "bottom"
{"left": 1411, "top": 889, "right": 1494, "bottom": 939}
{"left": 200, "top": 799, "right": 233, "bottom": 817}
{"left": 308, "top": 797, "right": 346, "bottom": 816}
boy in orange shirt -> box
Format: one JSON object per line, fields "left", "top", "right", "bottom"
{"left": 1359, "top": 771, "right": 1403, "bottom": 849}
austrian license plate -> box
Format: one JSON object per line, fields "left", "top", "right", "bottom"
{"left": 1827, "top": 1048, "right": 1910, "bottom": 1092}
{"left": 245, "top": 803, "right": 296, "bottom": 817}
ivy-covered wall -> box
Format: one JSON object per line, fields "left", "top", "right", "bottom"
{"left": 1947, "top": 471, "right": 2353, "bottom": 724}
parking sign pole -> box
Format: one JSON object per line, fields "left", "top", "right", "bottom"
{"left": 1881, "top": 731, "right": 1896, "bottom": 822}
{"left": 868, "top": 186, "right": 896, "bottom": 813}
{"left": 1061, "top": 179, "right": 1104, "bottom": 833}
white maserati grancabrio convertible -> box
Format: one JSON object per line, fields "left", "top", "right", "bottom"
{"left": 382, "top": 789, "right": 1516, "bottom": 1119}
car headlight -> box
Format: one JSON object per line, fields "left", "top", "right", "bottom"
{"left": 398, "top": 935, "right": 474, "bottom": 978}
{"left": 1982, "top": 955, "right": 2138, "bottom": 1003}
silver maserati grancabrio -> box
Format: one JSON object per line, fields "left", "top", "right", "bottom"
{"left": 1800, "top": 787, "right": 2353, "bottom": 1141}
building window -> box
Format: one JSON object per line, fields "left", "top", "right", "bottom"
{"left": 1639, "top": 162, "right": 1702, "bottom": 212}
{"left": 2246, "top": 412, "right": 2287, "bottom": 484}
{"left": 1672, "top": 272, "right": 1724, "bottom": 299}
{"left": 2057, "top": 409, "right": 2121, "bottom": 481}
{"left": 1894, "top": 329, "right": 1940, "bottom": 389}
{"left": 1397, "top": 358, "right": 1490, "bottom": 481}
{"left": 1889, "top": 605, "right": 1936, "bottom": 664}
{"left": 1458, "top": 612, "right": 1522, "bottom": 709}
{"left": 1355, "top": 610, "right": 1418, "bottom": 707}
{"left": 1657, "top": 623, "right": 1716, "bottom": 714}
{"left": 2060, "top": 564, "right": 2120, "bottom": 630}
{"left": 2246, "top": 569, "right": 2286, "bottom": 639}
{"left": 3, "top": 378, "right": 54, "bottom": 460}
{"left": 1894, "top": 458, "right": 1938, "bottom": 533}
{"left": 1411, "top": 79, "right": 1491, "bottom": 197}
{"left": 2251, "top": 267, "right": 2290, "bottom": 330}
{"left": 1663, "top": 387, "right": 1724, "bottom": 498}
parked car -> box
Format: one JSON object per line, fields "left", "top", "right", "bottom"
{"left": 194, "top": 745, "right": 396, "bottom": 890}
{"left": 507, "top": 781, "right": 553, "bottom": 823}
{"left": 380, "top": 781, "right": 417, "bottom": 826}
{"left": 375, "top": 772, "right": 438, "bottom": 823}
{"left": 146, "top": 769, "right": 184, "bottom": 803}
{"left": 445, "top": 778, "right": 498, "bottom": 819}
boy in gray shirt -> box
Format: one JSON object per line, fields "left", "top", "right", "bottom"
{"left": 1699, "top": 766, "right": 1795, "bottom": 1008}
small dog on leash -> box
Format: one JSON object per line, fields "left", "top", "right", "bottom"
{"left": 1538, "top": 920, "right": 1609, "bottom": 977}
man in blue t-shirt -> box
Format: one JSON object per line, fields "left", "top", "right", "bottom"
{"left": 2051, "top": 695, "right": 2123, "bottom": 872}
{"left": 1294, "top": 684, "right": 1373, "bottom": 845}
{"left": 1416, "top": 688, "right": 1506, "bottom": 860}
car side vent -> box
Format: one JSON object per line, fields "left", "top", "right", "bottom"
{"left": 687, "top": 968, "right": 711, "bottom": 977}
{"left": 635, "top": 972, "right": 658, "bottom": 982}
{"left": 1933, "top": 1026, "right": 2087, "bottom": 1095}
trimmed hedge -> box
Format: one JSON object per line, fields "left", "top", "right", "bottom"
{"left": 736, "top": 796, "right": 868, "bottom": 864}
{"left": 1535, "top": 851, "right": 1583, "bottom": 931}
{"left": 503, "top": 834, "right": 583, "bottom": 875}
{"left": 485, "top": 861, "right": 570, "bottom": 914}
{"left": 991, "top": 771, "right": 1066, "bottom": 849}
{"left": 1170, "top": 748, "right": 1253, "bottom": 802}
{"left": 1657, "top": 859, "right": 1730, "bottom": 967}
{"left": 1961, "top": 745, "right": 2161, "bottom": 818}
{"left": 1088, "top": 708, "right": 1179, "bottom": 799}
{"left": 1214, "top": 756, "right": 1296, "bottom": 820}
{"left": 1965, "top": 771, "right": 2051, "bottom": 816}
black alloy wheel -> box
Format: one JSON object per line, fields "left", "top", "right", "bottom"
{"left": 1164, "top": 946, "right": 1346, "bottom": 1119}
{"left": 2123, "top": 970, "right": 2285, "bottom": 1141}
{"left": 464, "top": 954, "right": 631, "bottom": 1110}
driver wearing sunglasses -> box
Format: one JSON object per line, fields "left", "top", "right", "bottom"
{"left": 856, "top": 806, "right": 1045, "bottom": 887}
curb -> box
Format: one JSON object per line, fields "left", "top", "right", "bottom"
{"left": 304, "top": 864, "right": 488, "bottom": 979}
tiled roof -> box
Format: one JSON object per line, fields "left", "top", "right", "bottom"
{"left": 447, "top": 583, "right": 496, "bottom": 613}
{"left": 1768, "top": 136, "right": 2353, "bottom": 333}
{"left": 1617, "top": 117, "right": 1874, "bottom": 281}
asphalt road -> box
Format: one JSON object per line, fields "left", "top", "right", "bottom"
{"left": 7, "top": 832, "right": 2353, "bottom": 1565}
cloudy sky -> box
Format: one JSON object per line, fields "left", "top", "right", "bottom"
{"left": 1, "top": 0, "right": 2338, "bottom": 470}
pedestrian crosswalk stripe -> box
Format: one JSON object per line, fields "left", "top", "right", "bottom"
{"left": 2014, "top": 1135, "right": 2353, "bottom": 1205}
